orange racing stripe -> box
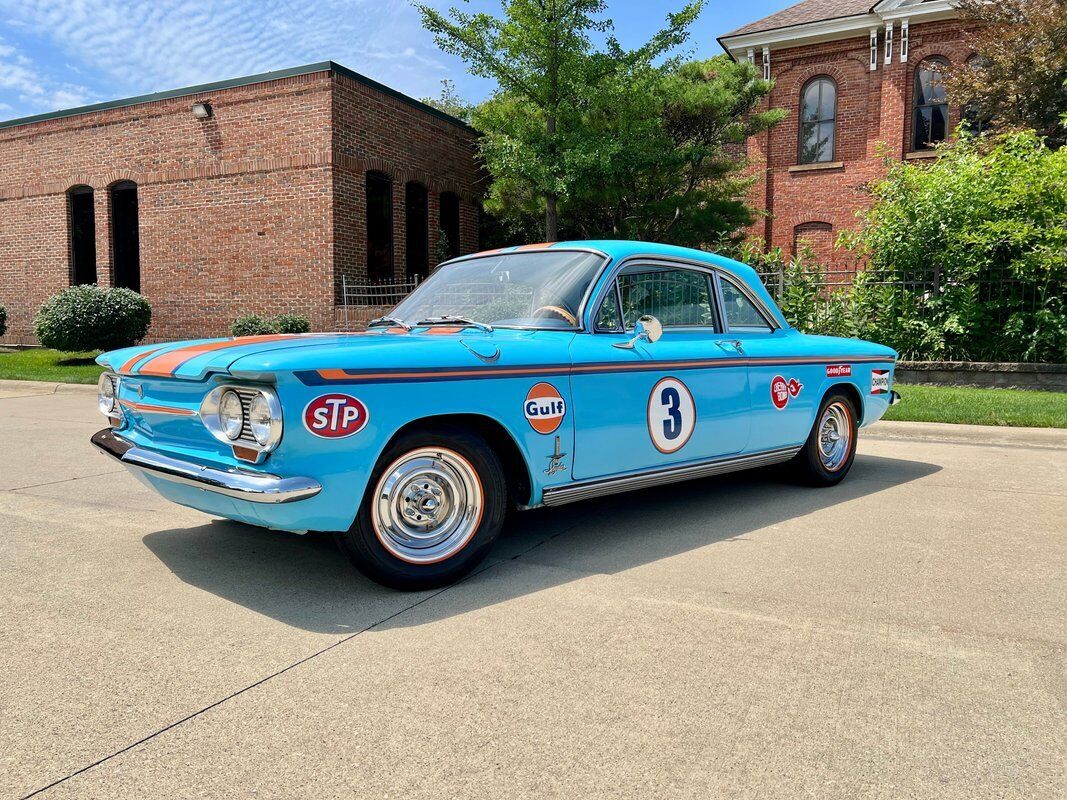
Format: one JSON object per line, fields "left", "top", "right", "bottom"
{"left": 118, "top": 347, "right": 165, "bottom": 375}
{"left": 136, "top": 335, "right": 295, "bottom": 377}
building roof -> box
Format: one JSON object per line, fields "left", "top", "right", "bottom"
{"left": 0, "top": 61, "right": 475, "bottom": 133}
{"left": 724, "top": 0, "right": 875, "bottom": 38}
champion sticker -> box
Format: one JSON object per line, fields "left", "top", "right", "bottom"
{"left": 826, "top": 364, "right": 852, "bottom": 378}
{"left": 648, "top": 377, "right": 696, "bottom": 454}
{"left": 303, "top": 393, "right": 369, "bottom": 438}
{"left": 524, "top": 383, "right": 567, "bottom": 434}
{"left": 771, "top": 375, "right": 803, "bottom": 410}
{"left": 871, "top": 369, "right": 890, "bottom": 395}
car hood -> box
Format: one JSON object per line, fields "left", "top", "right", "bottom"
{"left": 100, "top": 329, "right": 567, "bottom": 381}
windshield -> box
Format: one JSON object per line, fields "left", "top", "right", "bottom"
{"left": 390, "top": 250, "right": 606, "bottom": 330}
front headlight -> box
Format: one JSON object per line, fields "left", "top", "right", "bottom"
{"left": 218, "top": 390, "right": 244, "bottom": 440}
{"left": 248, "top": 394, "right": 273, "bottom": 446}
{"left": 98, "top": 373, "right": 117, "bottom": 416}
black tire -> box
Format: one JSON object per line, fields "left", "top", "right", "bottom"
{"left": 791, "top": 392, "right": 858, "bottom": 486}
{"left": 336, "top": 426, "right": 506, "bottom": 591}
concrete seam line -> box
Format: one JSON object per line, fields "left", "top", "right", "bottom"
{"left": 20, "top": 521, "right": 576, "bottom": 798}
{"left": 6, "top": 470, "right": 126, "bottom": 492}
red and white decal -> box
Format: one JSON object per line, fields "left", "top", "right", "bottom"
{"left": 871, "top": 369, "right": 890, "bottom": 395}
{"left": 524, "top": 382, "right": 567, "bottom": 434}
{"left": 303, "top": 394, "right": 369, "bottom": 438}
{"left": 771, "top": 375, "right": 803, "bottom": 410}
{"left": 826, "top": 364, "right": 852, "bottom": 378}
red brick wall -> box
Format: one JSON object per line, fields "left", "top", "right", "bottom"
{"left": 745, "top": 19, "right": 975, "bottom": 268}
{"left": 0, "top": 67, "right": 482, "bottom": 344}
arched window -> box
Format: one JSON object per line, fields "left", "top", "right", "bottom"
{"left": 798, "top": 77, "right": 836, "bottom": 164}
{"left": 365, "top": 171, "right": 393, "bottom": 282}
{"left": 438, "top": 192, "right": 460, "bottom": 263}
{"left": 405, "top": 182, "right": 429, "bottom": 280}
{"left": 109, "top": 181, "right": 140, "bottom": 292}
{"left": 912, "top": 57, "right": 949, "bottom": 151}
{"left": 68, "top": 185, "right": 97, "bottom": 285}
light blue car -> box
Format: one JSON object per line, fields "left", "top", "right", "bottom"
{"left": 93, "top": 241, "right": 900, "bottom": 589}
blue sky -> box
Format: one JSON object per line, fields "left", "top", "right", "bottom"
{"left": 0, "top": 0, "right": 789, "bottom": 122}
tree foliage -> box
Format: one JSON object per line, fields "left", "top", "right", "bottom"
{"left": 944, "top": 0, "right": 1067, "bottom": 146}
{"left": 416, "top": 0, "right": 781, "bottom": 244}
{"left": 420, "top": 79, "right": 474, "bottom": 123}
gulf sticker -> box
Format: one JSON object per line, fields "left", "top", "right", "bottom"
{"left": 826, "top": 364, "right": 852, "bottom": 378}
{"left": 647, "top": 377, "right": 696, "bottom": 454}
{"left": 771, "top": 375, "right": 803, "bottom": 410}
{"left": 304, "top": 393, "right": 369, "bottom": 438}
{"left": 871, "top": 369, "right": 891, "bottom": 395}
{"left": 524, "top": 383, "right": 566, "bottom": 434}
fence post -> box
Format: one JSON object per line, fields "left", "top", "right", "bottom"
{"left": 778, "top": 264, "right": 785, "bottom": 300}
{"left": 342, "top": 274, "right": 348, "bottom": 332}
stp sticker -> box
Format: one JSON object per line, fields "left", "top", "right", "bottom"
{"left": 826, "top": 364, "right": 852, "bottom": 378}
{"left": 524, "top": 383, "right": 567, "bottom": 434}
{"left": 303, "top": 393, "right": 369, "bottom": 438}
{"left": 871, "top": 369, "right": 890, "bottom": 395}
{"left": 770, "top": 375, "right": 803, "bottom": 410}
{"left": 648, "top": 377, "right": 696, "bottom": 454}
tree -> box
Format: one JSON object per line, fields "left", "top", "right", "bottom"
{"left": 416, "top": 0, "right": 704, "bottom": 241}
{"left": 420, "top": 79, "right": 474, "bottom": 123}
{"left": 944, "top": 0, "right": 1067, "bottom": 146}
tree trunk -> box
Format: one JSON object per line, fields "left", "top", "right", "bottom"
{"left": 545, "top": 113, "right": 558, "bottom": 241}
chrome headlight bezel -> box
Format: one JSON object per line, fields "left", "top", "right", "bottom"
{"left": 219, "top": 390, "right": 244, "bottom": 440}
{"left": 97, "top": 372, "right": 119, "bottom": 417}
{"left": 200, "top": 384, "right": 283, "bottom": 457}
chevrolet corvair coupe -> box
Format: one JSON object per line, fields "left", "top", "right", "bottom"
{"left": 93, "top": 241, "right": 899, "bottom": 589}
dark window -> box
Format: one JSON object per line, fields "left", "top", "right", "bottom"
{"left": 798, "top": 77, "right": 837, "bottom": 164}
{"left": 405, "top": 182, "right": 429, "bottom": 280}
{"left": 109, "top": 181, "right": 140, "bottom": 292}
{"left": 68, "top": 185, "right": 97, "bottom": 285}
{"left": 912, "top": 57, "right": 949, "bottom": 151}
{"left": 962, "top": 54, "right": 992, "bottom": 135}
{"left": 617, "top": 268, "right": 715, "bottom": 330}
{"left": 366, "top": 172, "right": 393, "bottom": 282}
{"left": 719, "top": 276, "right": 772, "bottom": 333}
{"left": 439, "top": 192, "right": 460, "bottom": 262}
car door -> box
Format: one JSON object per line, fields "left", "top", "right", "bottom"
{"left": 712, "top": 272, "right": 815, "bottom": 453}
{"left": 568, "top": 261, "right": 751, "bottom": 481}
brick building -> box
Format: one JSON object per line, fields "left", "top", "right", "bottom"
{"left": 719, "top": 0, "right": 974, "bottom": 265}
{"left": 0, "top": 62, "right": 482, "bottom": 343}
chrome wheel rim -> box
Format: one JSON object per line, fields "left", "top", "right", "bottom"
{"left": 372, "top": 447, "right": 483, "bottom": 565}
{"left": 818, "top": 402, "right": 852, "bottom": 472}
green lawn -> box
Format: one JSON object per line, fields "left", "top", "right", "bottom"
{"left": 0, "top": 348, "right": 103, "bottom": 384}
{"left": 885, "top": 383, "right": 1067, "bottom": 428}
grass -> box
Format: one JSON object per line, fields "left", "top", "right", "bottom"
{"left": 884, "top": 383, "right": 1067, "bottom": 428}
{"left": 0, "top": 347, "right": 103, "bottom": 384}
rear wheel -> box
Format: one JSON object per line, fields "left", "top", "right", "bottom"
{"left": 791, "top": 393, "right": 858, "bottom": 486}
{"left": 337, "top": 427, "right": 506, "bottom": 590}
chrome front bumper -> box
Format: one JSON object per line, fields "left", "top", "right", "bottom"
{"left": 91, "top": 429, "right": 321, "bottom": 504}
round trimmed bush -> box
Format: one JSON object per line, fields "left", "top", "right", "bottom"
{"left": 34, "top": 286, "right": 151, "bottom": 352}
{"left": 0, "top": 304, "right": 7, "bottom": 338}
{"left": 272, "top": 313, "right": 311, "bottom": 334}
{"left": 231, "top": 314, "right": 276, "bottom": 337}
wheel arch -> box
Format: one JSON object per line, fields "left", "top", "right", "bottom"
{"left": 823, "top": 381, "right": 865, "bottom": 424}
{"left": 383, "top": 413, "right": 533, "bottom": 508}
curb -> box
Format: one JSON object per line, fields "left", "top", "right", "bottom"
{"left": 0, "top": 379, "right": 98, "bottom": 395}
{"left": 864, "top": 420, "right": 1067, "bottom": 450}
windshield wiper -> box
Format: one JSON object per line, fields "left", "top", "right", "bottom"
{"left": 417, "top": 315, "right": 494, "bottom": 333}
{"left": 367, "top": 315, "right": 412, "bottom": 331}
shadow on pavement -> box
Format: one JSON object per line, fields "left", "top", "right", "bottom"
{"left": 143, "top": 454, "right": 941, "bottom": 633}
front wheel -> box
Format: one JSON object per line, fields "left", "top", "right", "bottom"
{"left": 791, "top": 393, "right": 858, "bottom": 486}
{"left": 336, "top": 427, "right": 506, "bottom": 590}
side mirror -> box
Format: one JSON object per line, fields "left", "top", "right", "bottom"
{"left": 613, "top": 314, "right": 663, "bottom": 350}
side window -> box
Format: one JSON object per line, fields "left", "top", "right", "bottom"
{"left": 595, "top": 284, "right": 622, "bottom": 331}
{"left": 618, "top": 268, "right": 715, "bottom": 330}
{"left": 720, "top": 277, "right": 772, "bottom": 332}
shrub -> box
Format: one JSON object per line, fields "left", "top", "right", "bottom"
{"left": 0, "top": 304, "right": 7, "bottom": 338}
{"left": 272, "top": 313, "right": 311, "bottom": 334}
{"left": 34, "top": 285, "right": 151, "bottom": 352}
{"left": 231, "top": 313, "right": 311, "bottom": 337}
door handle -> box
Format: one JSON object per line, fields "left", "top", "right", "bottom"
{"left": 715, "top": 340, "right": 745, "bottom": 356}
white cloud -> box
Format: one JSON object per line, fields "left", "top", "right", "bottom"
{"left": 0, "top": 0, "right": 453, "bottom": 118}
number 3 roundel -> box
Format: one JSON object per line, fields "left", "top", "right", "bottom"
{"left": 647, "top": 377, "right": 696, "bottom": 454}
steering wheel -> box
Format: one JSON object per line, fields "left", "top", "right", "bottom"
{"left": 532, "top": 305, "right": 578, "bottom": 326}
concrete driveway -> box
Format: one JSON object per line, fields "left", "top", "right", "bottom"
{"left": 1, "top": 381, "right": 1064, "bottom": 799}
